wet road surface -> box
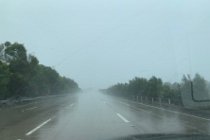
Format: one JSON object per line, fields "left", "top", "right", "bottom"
{"left": 1, "top": 91, "right": 210, "bottom": 140}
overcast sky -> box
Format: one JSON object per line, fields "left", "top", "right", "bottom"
{"left": 1, "top": 0, "right": 210, "bottom": 89}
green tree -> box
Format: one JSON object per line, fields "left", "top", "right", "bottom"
{"left": 127, "top": 77, "right": 148, "bottom": 96}
{"left": 0, "top": 41, "right": 80, "bottom": 99}
{"left": 193, "top": 73, "right": 209, "bottom": 100}
{"left": 0, "top": 61, "right": 10, "bottom": 99}
{"left": 147, "top": 76, "right": 163, "bottom": 98}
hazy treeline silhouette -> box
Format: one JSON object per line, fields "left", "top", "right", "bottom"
{"left": 0, "top": 42, "right": 80, "bottom": 99}
{"left": 104, "top": 74, "right": 210, "bottom": 106}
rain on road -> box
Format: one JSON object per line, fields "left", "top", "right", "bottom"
{"left": 1, "top": 91, "right": 210, "bottom": 140}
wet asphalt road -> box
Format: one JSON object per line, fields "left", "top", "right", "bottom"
{"left": 0, "top": 91, "right": 210, "bottom": 140}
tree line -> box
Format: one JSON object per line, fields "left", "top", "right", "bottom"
{"left": 104, "top": 74, "right": 210, "bottom": 106}
{"left": 0, "top": 42, "right": 80, "bottom": 100}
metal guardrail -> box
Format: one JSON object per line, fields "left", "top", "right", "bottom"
{"left": 0, "top": 94, "right": 68, "bottom": 107}
{"left": 131, "top": 95, "right": 182, "bottom": 107}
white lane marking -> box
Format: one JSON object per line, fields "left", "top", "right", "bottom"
{"left": 117, "top": 101, "right": 152, "bottom": 114}
{"left": 22, "top": 107, "right": 38, "bottom": 112}
{"left": 25, "top": 118, "right": 52, "bottom": 136}
{"left": 63, "top": 104, "right": 74, "bottom": 110}
{"left": 14, "top": 104, "right": 33, "bottom": 109}
{"left": 13, "top": 101, "right": 39, "bottom": 109}
{"left": 133, "top": 106, "right": 151, "bottom": 113}
{"left": 130, "top": 101, "right": 210, "bottom": 121}
{"left": 25, "top": 107, "right": 37, "bottom": 111}
{"left": 119, "top": 101, "right": 130, "bottom": 107}
{"left": 116, "top": 113, "right": 130, "bottom": 123}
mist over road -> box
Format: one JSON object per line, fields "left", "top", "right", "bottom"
{"left": 0, "top": 91, "right": 210, "bottom": 140}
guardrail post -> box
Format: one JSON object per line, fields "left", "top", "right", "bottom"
{"left": 168, "top": 98, "right": 171, "bottom": 105}
{"left": 137, "top": 96, "right": 139, "bottom": 102}
{"left": 159, "top": 98, "right": 162, "bottom": 105}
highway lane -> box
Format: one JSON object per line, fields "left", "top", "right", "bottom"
{"left": 0, "top": 94, "right": 78, "bottom": 140}
{"left": 107, "top": 96, "right": 210, "bottom": 134}
{"left": 1, "top": 91, "right": 210, "bottom": 140}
